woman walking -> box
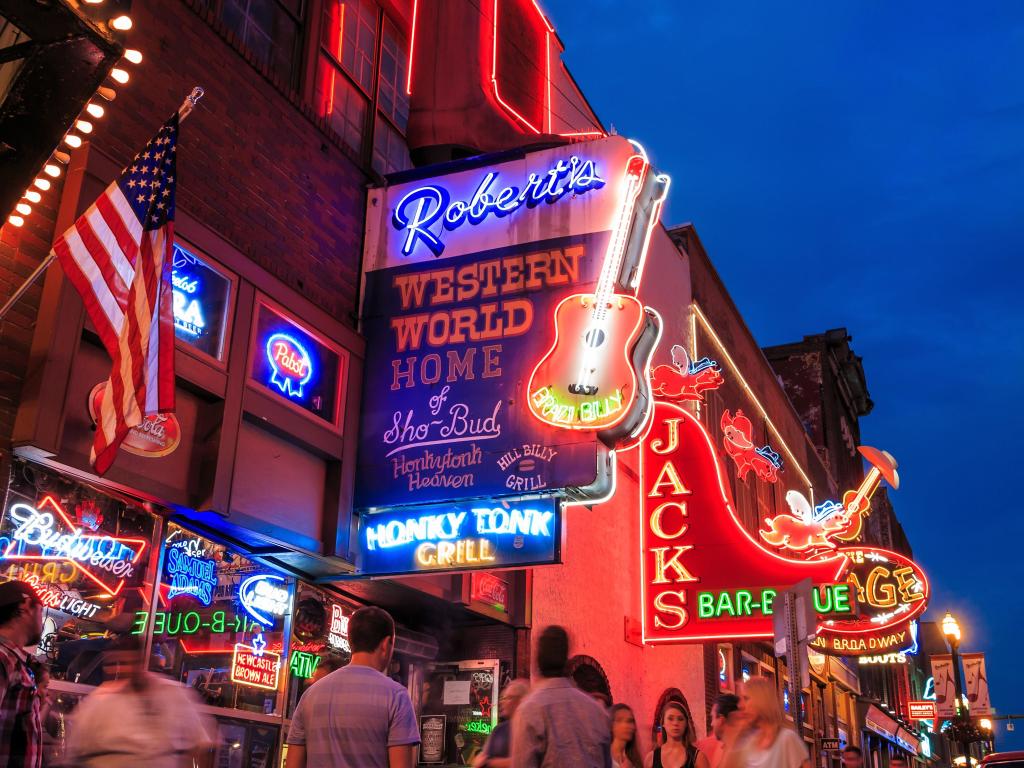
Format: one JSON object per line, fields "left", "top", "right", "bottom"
{"left": 644, "top": 700, "right": 710, "bottom": 768}
{"left": 721, "top": 678, "right": 810, "bottom": 768}
{"left": 610, "top": 704, "right": 643, "bottom": 768}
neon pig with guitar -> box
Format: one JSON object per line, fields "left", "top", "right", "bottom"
{"left": 527, "top": 142, "right": 671, "bottom": 446}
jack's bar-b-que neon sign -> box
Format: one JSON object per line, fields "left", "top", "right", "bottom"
{"left": 391, "top": 156, "right": 604, "bottom": 258}
{"left": 2, "top": 496, "right": 147, "bottom": 597}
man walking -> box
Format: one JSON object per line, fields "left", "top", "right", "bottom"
{"left": 511, "top": 625, "right": 611, "bottom": 768}
{"left": 696, "top": 693, "right": 739, "bottom": 768}
{"left": 0, "top": 580, "right": 44, "bottom": 768}
{"left": 287, "top": 606, "right": 419, "bottom": 768}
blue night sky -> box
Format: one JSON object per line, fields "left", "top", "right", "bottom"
{"left": 544, "top": 0, "right": 1024, "bottom": 747}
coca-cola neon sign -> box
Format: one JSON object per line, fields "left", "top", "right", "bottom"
{"left": 265, "top": 332, "right": 314, "bottom": 399}
{"left": 2, "top": 495, "right": 148, "bottom": 597}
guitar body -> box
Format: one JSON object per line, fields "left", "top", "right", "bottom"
{"left": 528, "top": 292, "right": 660, "bottom": 445}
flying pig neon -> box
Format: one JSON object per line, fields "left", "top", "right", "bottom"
{"left": 265, "top": 333, "right": 314, "bottom": 399}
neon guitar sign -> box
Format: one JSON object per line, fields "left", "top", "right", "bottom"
{"left": 528, "top": 143, "right": 670, "bottom": 446}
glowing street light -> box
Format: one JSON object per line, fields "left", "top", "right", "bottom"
{"left": 943, "top": 611, "right": 962, "bottom": 645}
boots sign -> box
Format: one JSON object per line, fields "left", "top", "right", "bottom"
{"left": 639, "top": 400, "right": 930, "bottom": 652}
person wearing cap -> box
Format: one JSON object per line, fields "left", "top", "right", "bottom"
{"left": 0, "top": 579, "right": 44, "bottom": 768}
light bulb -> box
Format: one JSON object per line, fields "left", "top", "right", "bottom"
{"left": 53, "top": 151, "right": 71, "bottom": 164}
{"left": 76, "top": 120, "right": 93, "bottom": 134}
{"left": 84, "top": 0, "right": 104, "bottom": 3}
{"left": 124, "top": 49, "right": 143, "bottom": 64}
{"left": 34, "top": 178, "right": 51, "bottom": 191}
{"left": 110, "top": 68, "right": 129, "bottom": 84}
{"left": 7, "top": 215, "right": 25, "bottom": 227}
{"left": 64, "top": 134, "right": 83, "bottom": 148}
{"left": 24, "top": 190, "right": 41, "bottom": 203}
{"left": 96, "top": 87, "right": 116, "bottom": 101}
{"left": 16, "top": 203, "right": 31, "bottom": 216}
{"left": 86, "top": 102, "right": 105, "bottom": 118}
{"left": 44, "top": 164, "right": 61, "bottom": 178}
{"left": 110, "top": 15, "right": 132, "bottom": 30}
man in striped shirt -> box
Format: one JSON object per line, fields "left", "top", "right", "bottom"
{"left": 0, "top": 581, "right": 44, "bottom": 768}
{"left": 286, "top": 606, "right": 419, "bottom": 768}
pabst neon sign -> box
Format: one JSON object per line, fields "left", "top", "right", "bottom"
{"left": 266, "top": 332, "right": 314, "bottom": 399}
{"left": 2, "top": 495, "right": 147, "bottom": 597}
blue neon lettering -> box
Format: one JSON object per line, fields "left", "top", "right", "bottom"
{"left": 391, "top": 156, "right": 604, "bottom": 257}
{"left": 364, "top": 506, "right": 554, "bottom": 550}
{"left": 265, "top": 332, "right": 314, "bottom": 399}
{"left": 165, "top": 546, "right": 217, "bottom": 605}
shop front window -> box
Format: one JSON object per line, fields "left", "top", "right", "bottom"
{"left": 0, "top": 461, "right": 160, "bottom": 686}
{"left": 143, "top": 523, "right": 292, "bottom": 715}
{"left": 285, "top": 583, "right": 357, "bottom": 713}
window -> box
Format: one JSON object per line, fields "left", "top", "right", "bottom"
{"left": 0, "top": 460, "right": 160, "bottom": 686}
{"left": 285, "top": 583, "right": 356, "bottom": 715}
{"left": 317, "top": 0, "right": 411, "bottom": 172}
{"left": 144, "top": 523, "right": 292, "bottom": 715}
{"left": 204, "top": 0, "right": 304, "bottom": 86}
{"left": 171, "top": 243, "right": 233, "bottom": 361}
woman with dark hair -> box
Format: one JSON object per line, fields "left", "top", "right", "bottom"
{"left": 644, "top": 700, "right": 711, "bottom": 768}
{"left": 610, "top": 704, "right": 643, "bottom": 768}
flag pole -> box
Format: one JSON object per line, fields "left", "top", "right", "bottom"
{"left": 0, "top": 87, "right": 205, "bottom": 321}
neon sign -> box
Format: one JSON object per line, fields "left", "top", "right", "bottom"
{"left": 721, "top": 410, "right": 782, "bottom": 483}
{"left": 358, "top": 499, "right": 560, "bottom": 576}
{"left": 231, "top": 637, "right": 281, "bottom": 690}
{"left": 465, "top": 720, "right": 493, "bottom": 735}
{"left": 238, "top": 574, "right": 290, "bottom": 627}
{"left": 290, "top": 651, "right": 320, "bottom": 679}
{"left": 695, "top": 584, "right": 852, "bottom": 619}
{"left": 391, "top": 156, "right": 604, "bottom": 257}
{"left": 266, "top": 333, "right": 314, "bottom": 399}
{"left": 131, "top": 609, "right": 261, "bottom": 636}
{"left": 2, "top": 495, "right": 147, "bottom": 596}
{"left": 23, "top": 574, "right": 102, "bottom": 618}
{"left": 165, "top": 545, "right": 217, "bottom": 605}
{"left": 328, "top": 603, "right": 350, "bottom": 651}
{"left": 651, "top": 345, "right": 724, "bottom": 403}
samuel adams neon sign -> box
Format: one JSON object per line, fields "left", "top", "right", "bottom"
{"left": 391, "top": 156, "right": 604, "bottom": 257}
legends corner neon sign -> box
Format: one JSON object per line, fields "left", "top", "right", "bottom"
{"left": 266, "top": 332, "right": 314, "bottom": 399}
{"left": 390, "top": 156, "right": 604, "bottom": 257}
{"left": 2, "top": 495, "right": 147, "bottom": 597}
{"left": 239, "top": 574, "right": 290, "bottom": 627}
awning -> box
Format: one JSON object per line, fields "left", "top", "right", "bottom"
{"left": 862, "top": 704, "right": 923, "bottom": 755}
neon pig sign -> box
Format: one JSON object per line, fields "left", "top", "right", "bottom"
{"left": 2, "top": 495, "right": 147, "bottom": 597}
{"left": 391, "top": 156, "right": 604, "bottom": 257}
{"left": 266, "top": 333, "right": 314, "bottom": 399}
{"left": 238, "top": 574, "right": 290, "bottom": 628}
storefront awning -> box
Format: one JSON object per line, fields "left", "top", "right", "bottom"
{"left": 862, "top": 704, "right": 923, "bottom": 755}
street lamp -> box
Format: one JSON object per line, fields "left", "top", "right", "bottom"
{"left": 942, "top": 612, "right": 973, "bottom": 766}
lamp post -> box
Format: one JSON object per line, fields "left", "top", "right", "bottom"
{"left": 942, "top": 612, "right": 973, "bottom": 768}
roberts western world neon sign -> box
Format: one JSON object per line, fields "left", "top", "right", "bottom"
{"left": 358, "top": 499, "right": 560, "bottom": 576}
{"left": 391, "top": 156, "right": 604, "bottom": 258}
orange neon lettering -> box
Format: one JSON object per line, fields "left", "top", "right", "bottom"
{"left": 653, "top": 590, "right": 688, "bottom": 629}
{"left": 650, "top": 546, "right": 697, "bottom": 584}
{"left": 649, "top": 502, "right": 688, "bottom": 539}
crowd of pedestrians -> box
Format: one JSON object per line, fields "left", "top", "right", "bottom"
{"left": 1, "top": 578, "right": 848, "bottom": 768}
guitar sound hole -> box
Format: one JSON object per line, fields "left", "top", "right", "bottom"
{"left": 569, "top": 383, "right": 599, "bottom": 396}
{"left": 583, "top": 328, "right": 606, "bottom": 348}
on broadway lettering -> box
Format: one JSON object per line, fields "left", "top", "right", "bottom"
{"left": 388, "top": 246, "right": 584, "bottom": 390}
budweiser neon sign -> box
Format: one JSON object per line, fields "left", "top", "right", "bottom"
{"left": 2, "top": 495, "right": 147, "bottom": 596}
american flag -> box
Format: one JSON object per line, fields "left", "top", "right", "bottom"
{"left": 52, "top": 113, "right": 179, "bottom": 475}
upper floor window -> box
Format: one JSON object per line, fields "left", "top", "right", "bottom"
{"left": 316, "top": 0, "right": 411, "bottom": 173}
{"left": 204, "top": 0, "right": 304, "bottom": 86}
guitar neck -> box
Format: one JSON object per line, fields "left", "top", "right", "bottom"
{"left": 591, "top": 154, "right": 648, "bottom": 318}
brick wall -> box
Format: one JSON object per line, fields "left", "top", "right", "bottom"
{"left": 0, "top": 0, "right": 370, "bottom": 447}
